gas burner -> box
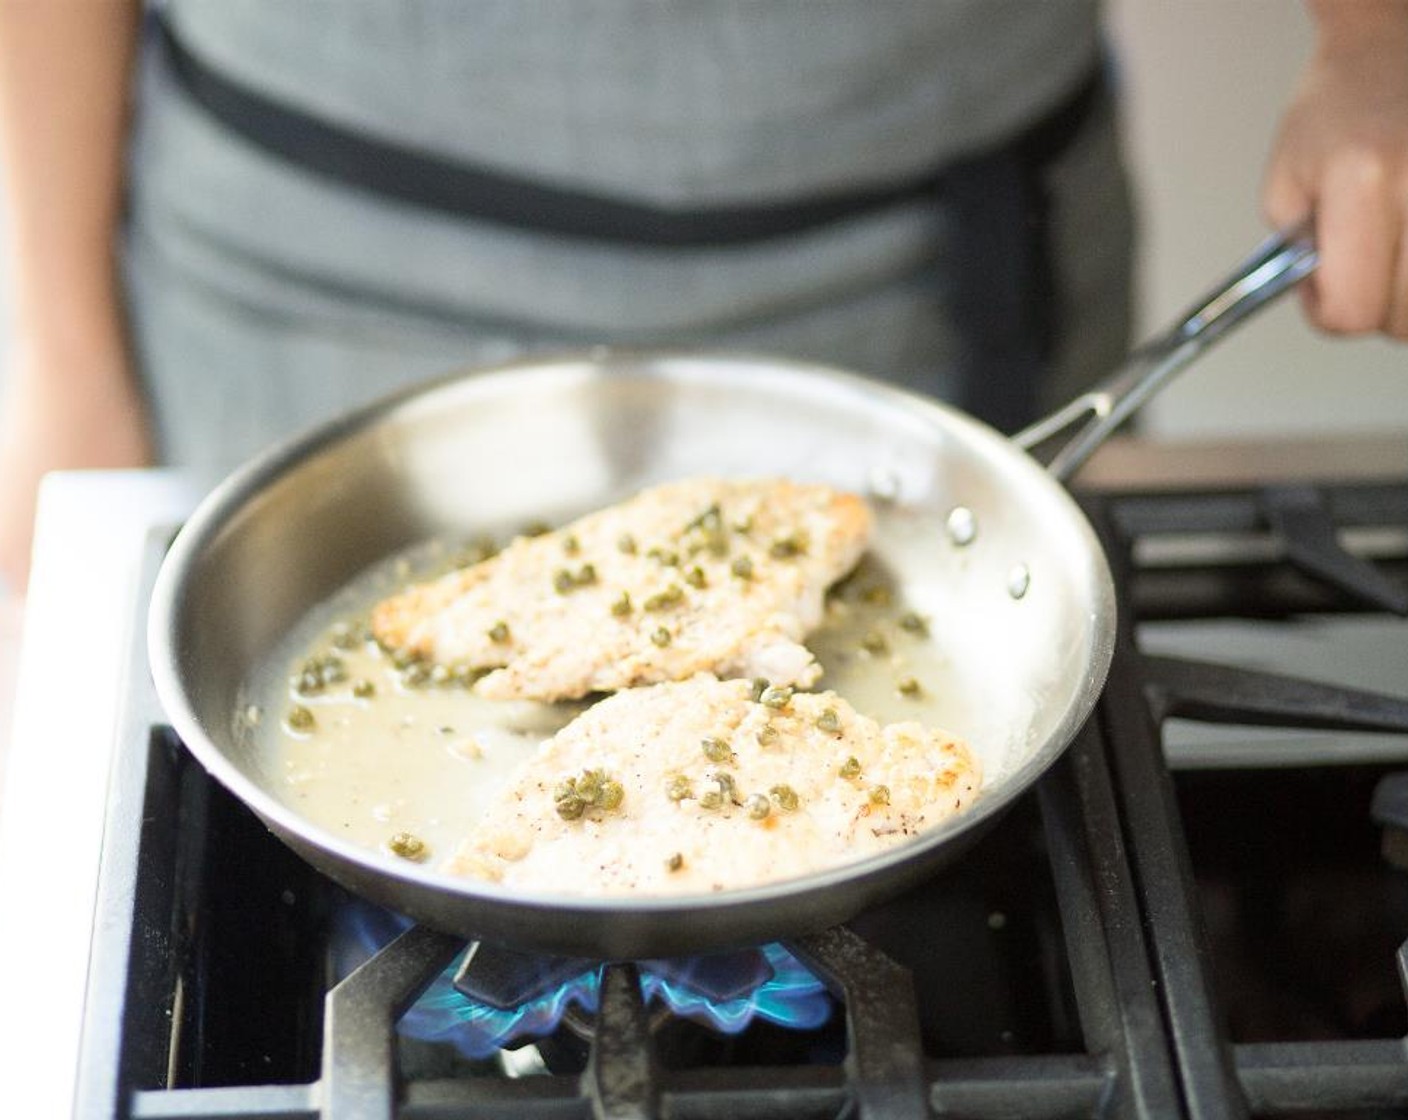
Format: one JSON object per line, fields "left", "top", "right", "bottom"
{"left": 330, "top": 901, "right": 831, "bottom": 1057}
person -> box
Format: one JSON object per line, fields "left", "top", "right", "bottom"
{"left": 0, "top": 1, "right": 1404, "bottom": 594}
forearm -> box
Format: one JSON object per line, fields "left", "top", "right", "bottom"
{"left": 0, "top": 0, "right": 141, "bottom": 358}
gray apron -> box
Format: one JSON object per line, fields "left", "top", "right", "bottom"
{"left": 125, "top": 0, "right": 1133, "bottom": 488}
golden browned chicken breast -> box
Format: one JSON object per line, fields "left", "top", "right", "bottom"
{"left": 442, "top": 674, "right": 980, "bottom": 894}
{"left": 372, "top": 478, "right": 871, "bottom": 702}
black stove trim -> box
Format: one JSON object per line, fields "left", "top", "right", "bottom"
{"left": 1085, "top": 483, "right": 1408, "bottom": 1120}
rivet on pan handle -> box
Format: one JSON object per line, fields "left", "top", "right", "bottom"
{"left": 1014, "top": 220, "right": 1319, "bottom": 484}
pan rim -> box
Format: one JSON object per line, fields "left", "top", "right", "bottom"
{"left": 148, "top": 347, "right": 1116, "bottom": 925}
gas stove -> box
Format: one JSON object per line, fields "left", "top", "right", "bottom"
{"left": 4, "top": 447, "right": 1408, "bottom": 1119}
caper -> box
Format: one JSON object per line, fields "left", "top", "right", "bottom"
{"left": 555, "top": 768, "right": 623, "bottom": 815}
{"left": 699, "top": 787, "right": 723, "bottom": 811}
{"left": 746, "top": 794, "right": 771, "bottom": 820}
{"left": 861, "top": 584, "right": 894, "bottom": 607}
{"left": 402, "top": 662, "right": 432, "bottom": 688}
{"left": 286, "top": 704, "right": 316, "bottom": 732}
{"left": 555, "top": 796, "right": 586, "bottom": 821}
{"left": 319, "top": 656, "right": 348, "bottom": 685}
{"left": 352, "top": 679, "right": 376, "bottom": 700}
{"left": 749, "top": 677, "right": 770, "bottom": 702}
{"left": 684, "top": 507, "right": 728, "bottom": 557}
{"left": 644, "top": 584, "right": 684, "bottom": 611}
{"left": 898, "top": 611, "right": 930, "bottom": 638}
{"left": 650, "top": 627, "right": 672, "bottom": 648}
{"left": 869, "top": 785, "right": 891, "bottom": 806}
{"left": 769, "top": 532, "right": 807, "bottom": 559}
{"left": 454, "top": 535, "right": 498, "bottom": 567}
{"left": 611, "top": 592, "right": 633, "bottom": 618}
{"left": 770, "top": 784, "right": 800, "bottom": 812}
{"left": 760, "top": 685, "right": 793, "bottom": 710}
{"left": 575, "top": 770, "right": 605, "bottom": 804}
{"left": 552, "top": 569, "right": 576, "bottom": 594}
{"left": 684, "top": 565, "right": 708, "bottom": 589}
{"left": 839, "top": 756, "right": 862, "bottom": 779}
{"left": 860, "top": 628, "right": 889, "bottom": 655}
{"left": 575, "top": 563, "right": 598, "bottom": 587}
{"left": 701, "top": 736, "right": 732, "bottom": 763}
{"left": 569, "top": 781, "right": 594, "bottom": 805}
{"left": 617, "top": 533, "right": 638, "bottom": 555}
{"left": 816, "top": 707, "right": 841, "bottom": 734}
{"left": 647, "top": 547, "right": 679, "bottom": 567}
{"left": 666, "top": 852, "right": 684, "bottom": 872}
{"left": 388, "top": 832, "right": 427, "bottom": 861}
{"left": 686, "top": 503, "right": 722, "bottom": 532}
{"left": 450, "top": 663, "right": 482, "bottom": 688}
{"left": 756, "top": 724, "right": 780, "bottom": 747}
{"left": 293, "top": 668, "right": 323, "bottom": 696}
{"left": 330, "top": 622, "right": 364, "bottom": 650}
{"left": 563, "top": 534, "right": 581, "bottom": 556}
{"left": 666, "top": 774, "right": 693, "bottom": 802}
{"left": 599, "top": 780, "right": 625, "bottom": 811}
{"left": 897, "top": 676, "right": 923, "bottom": 697}
{"left": 730, "top": 555, "right": 754, "bottom": 580}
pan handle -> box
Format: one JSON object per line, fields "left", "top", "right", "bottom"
{"left": 1013, "top": 220, "right": 1318, "bottom": 483}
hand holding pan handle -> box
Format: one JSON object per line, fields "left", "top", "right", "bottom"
{"left": 1014, "top": 220, "right": 1319, "bottom": 483}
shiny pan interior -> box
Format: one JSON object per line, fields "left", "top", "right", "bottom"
{"left": 148, "top": 351, "right": 1115, "bottom": 958}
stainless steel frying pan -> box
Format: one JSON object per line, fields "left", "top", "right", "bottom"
{"left": 148, "top": 226, "right": 1315, "bottom": 959}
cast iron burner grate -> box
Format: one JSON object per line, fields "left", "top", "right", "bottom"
{"left": 73, "top": 480, "right": 1408, "bottom": 1119}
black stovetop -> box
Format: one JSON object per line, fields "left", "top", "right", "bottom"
{"left": 75, "top": 481, "right": 1408, "bottom": 1119}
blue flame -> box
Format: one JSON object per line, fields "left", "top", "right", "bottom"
{"left": 333, "top": 902, "right": 832, "bottom": 1058}
{"left": 402, "top": 961, "right": 601, "bottom": 1057}
{"left": 639, "top": 944, "right": 831, "bottom": 1035}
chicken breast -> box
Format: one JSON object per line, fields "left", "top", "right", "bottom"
{"left": 372, "top": 478, "right": 871, "bottom": 702}
{"left": 442, "top": 674, "right": 980, "bottom": 894}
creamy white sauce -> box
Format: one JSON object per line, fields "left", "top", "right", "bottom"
{"left": 251, "top": 506, "right": 1008, "bottom": 870}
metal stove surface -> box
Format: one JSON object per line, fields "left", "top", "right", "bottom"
{"left": 37, "top": 469, "right": 1408, "bottom": 1118}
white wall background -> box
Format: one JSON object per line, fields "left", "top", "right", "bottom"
{"left": 1107, "top": 0, "right": 1406, "bottom": 439}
